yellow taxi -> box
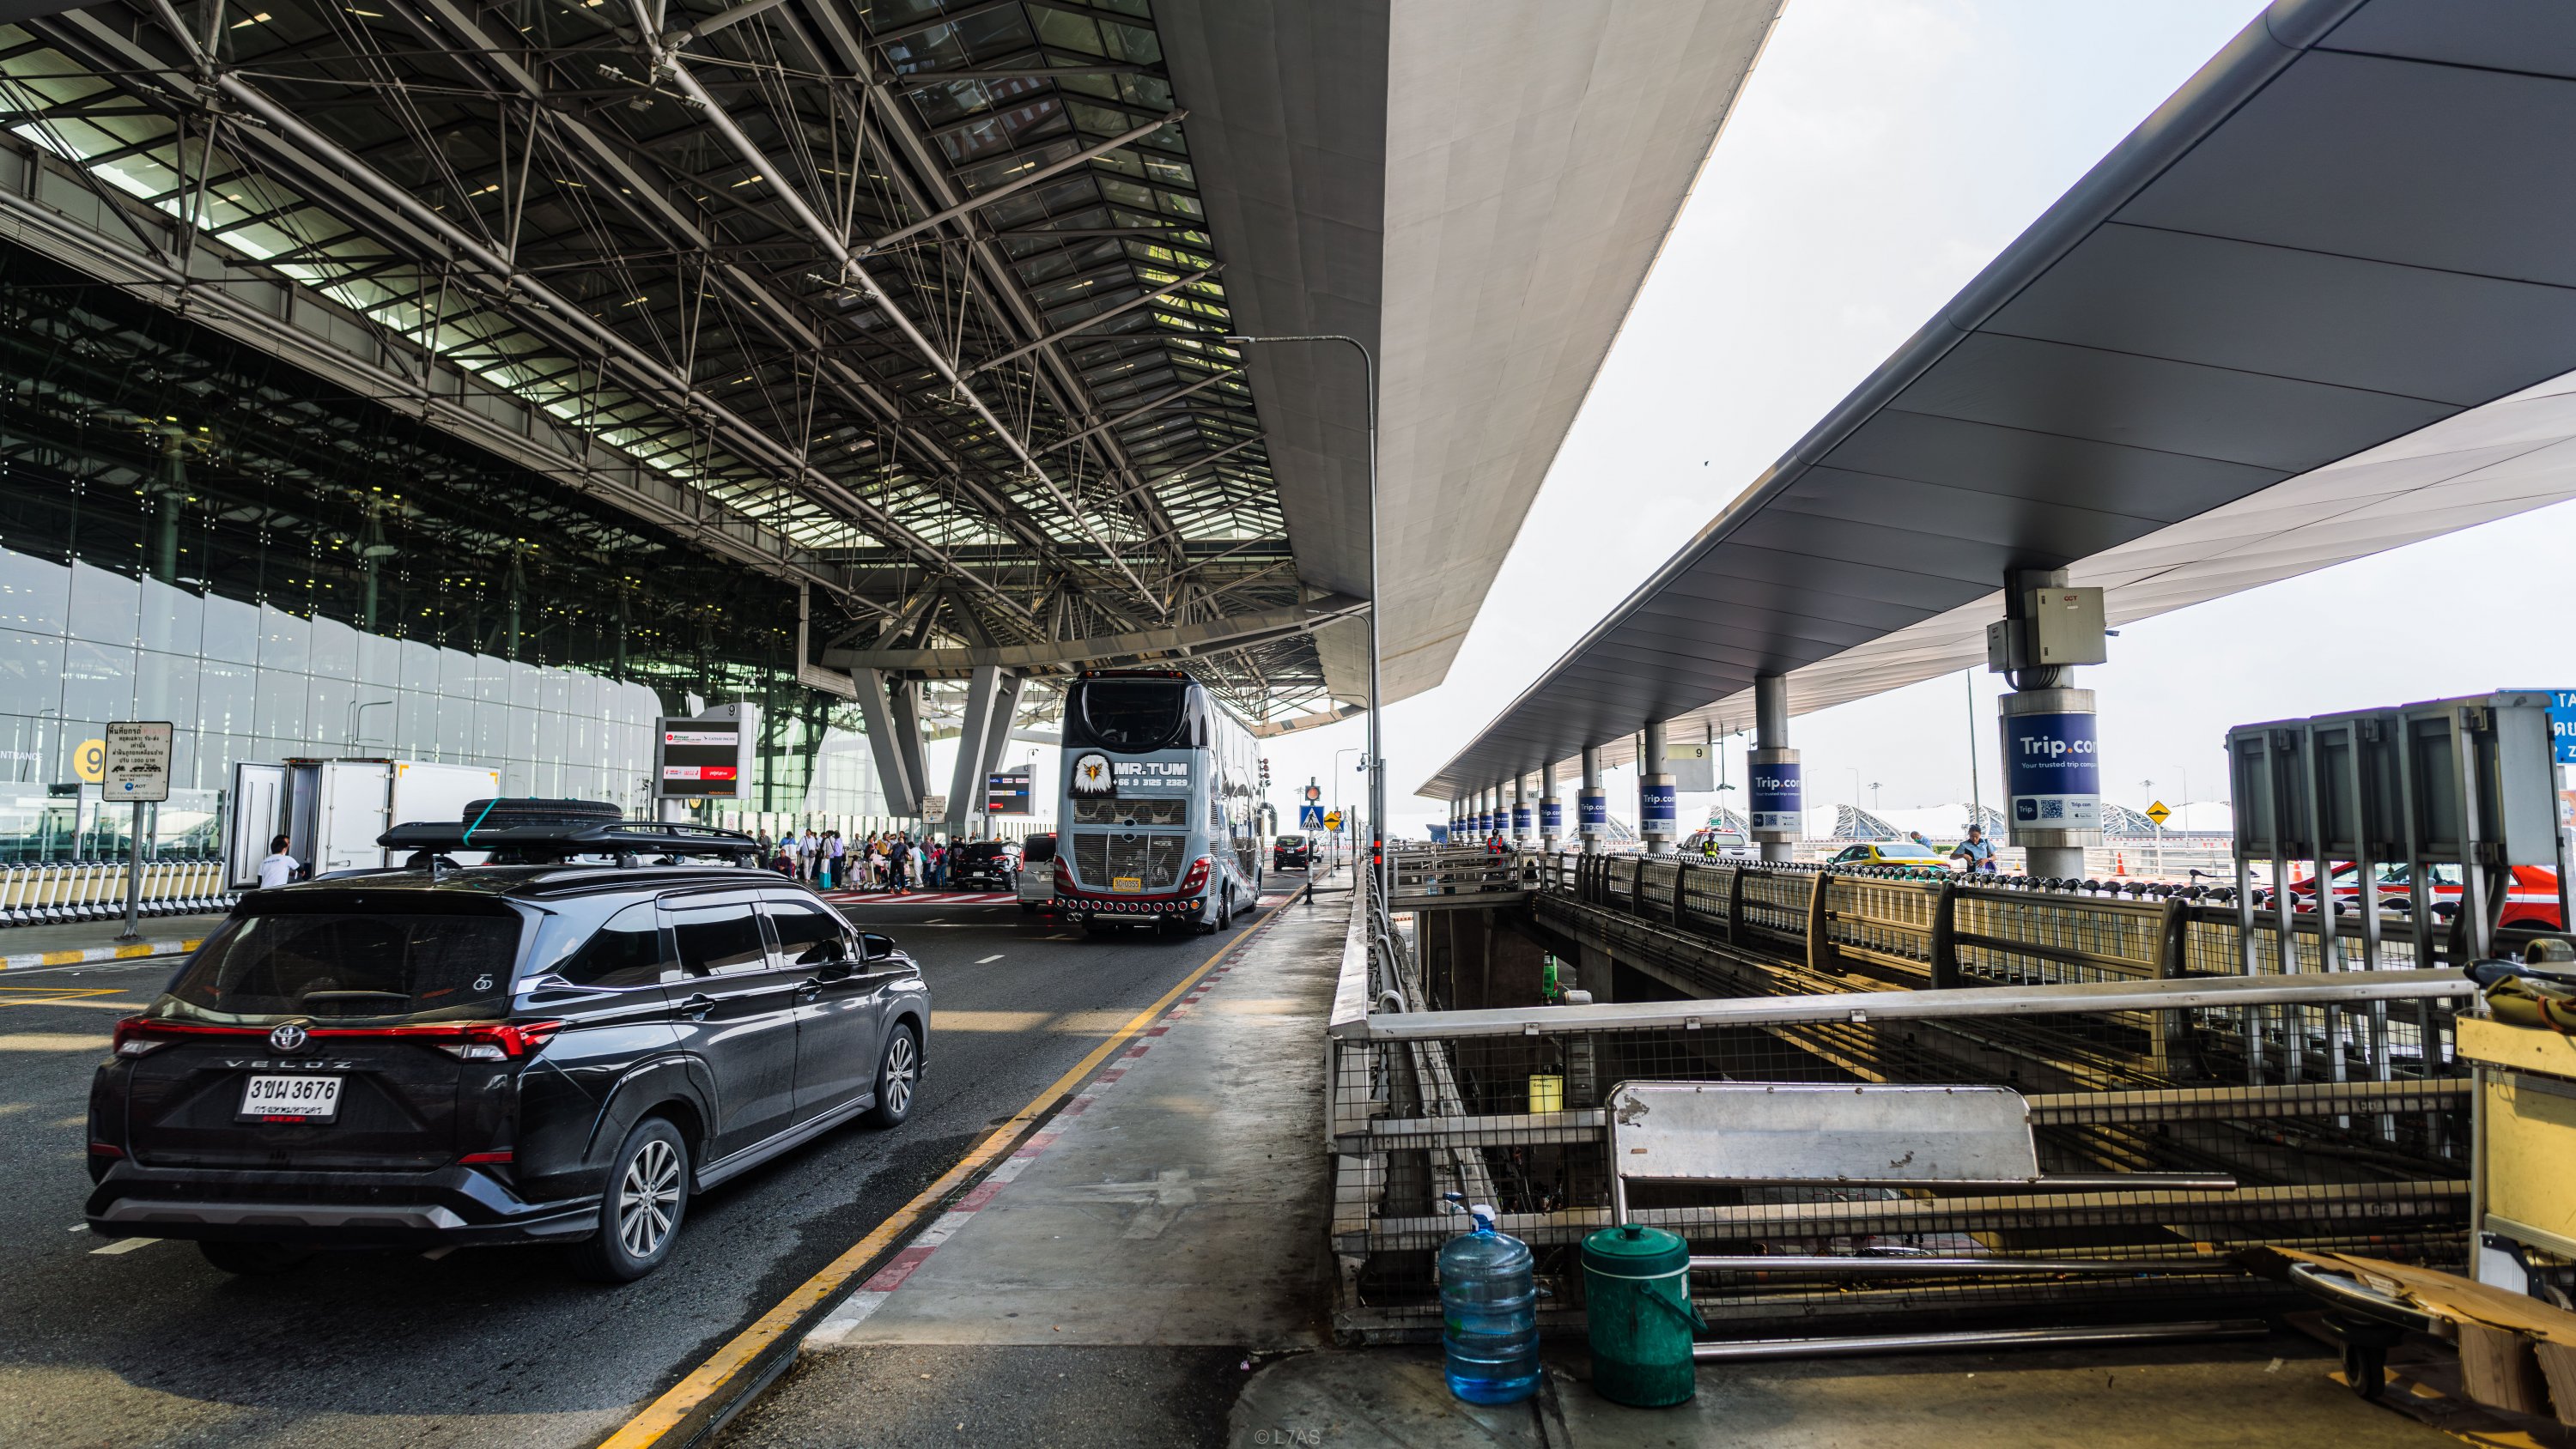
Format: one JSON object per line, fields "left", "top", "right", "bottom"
{"left": 1824, "top": 840, "right": 1954, "bottom": 870}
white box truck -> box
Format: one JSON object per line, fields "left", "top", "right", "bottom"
{"left": 228, "top": 758, "right": 501, "bottom": 886}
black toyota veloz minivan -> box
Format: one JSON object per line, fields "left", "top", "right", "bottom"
{"left": 86, "top": 815, "right": 928, "bottom": 1282}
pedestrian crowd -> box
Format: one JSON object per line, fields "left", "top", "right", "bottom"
{"left": 750, "top": 827, "right": 952, "bottom": 894}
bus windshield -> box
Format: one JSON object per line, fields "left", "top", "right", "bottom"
{"left": 1072, "top": 677, "right": 1189, "bottom": 750}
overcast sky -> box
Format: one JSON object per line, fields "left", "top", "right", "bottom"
{"left": 1249, "top": 0, "right": 2576, "bottom": 840}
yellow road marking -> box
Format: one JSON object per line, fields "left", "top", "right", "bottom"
{"left": 0, "top": 1033, "right": 113, "bottom": 1052}
{"left": 594, "top": 919, "right": 1257, "bottom": 1449}
{"left": 1, "top": 938, "right": 203, "bottom": 971}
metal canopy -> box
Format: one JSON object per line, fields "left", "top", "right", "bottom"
{"left": 1426, "top": 0, "right": 2576, "bottom": 799}
{"left": 0, "top": 0, "right": 1336, "bottom": 718}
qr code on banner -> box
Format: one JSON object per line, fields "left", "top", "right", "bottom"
{"left": 2040, "top": 798, "right": 2065, "bottom": 820}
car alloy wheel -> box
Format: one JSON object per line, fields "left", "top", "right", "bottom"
{"left": 881, "top": 1032, "right": 915, "bottom": 1117}
{"left": 569, "top": 1117, "right": 690, "bottom": 1282}
{"left": 866, "top": 1026, "right": 920, "bottom": 1127}
{"left": 617, "top": 1136, "right": 683, "bottom": 1261}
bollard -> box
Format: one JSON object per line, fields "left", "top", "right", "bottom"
{"left": 1583, "top": 1222, "right": 1702, "bottom": 1407}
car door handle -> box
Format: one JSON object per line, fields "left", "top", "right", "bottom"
{"left": 679, "top": 993, "right": 715, "bottom": 1021}
{"left": 796, "top": 979, "right": 824, "bottom": 999}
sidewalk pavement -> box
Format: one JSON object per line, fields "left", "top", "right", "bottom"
{"left": 0, "top": 912, "right": 226, "bottom": 971}
{"left": 719, "top": 879, "right": 1346, "bottom": 1447}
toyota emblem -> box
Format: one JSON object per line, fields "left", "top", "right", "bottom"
{"left": 268, "top": 1022, "right": 309, "bottom": 1052}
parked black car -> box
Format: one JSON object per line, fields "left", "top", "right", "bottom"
{"left": 946, "top": 840, "right": 1020, "bottom": 889}
{"left": 1273, "top": 834, "right": 1312, "bottom": 870}
{"left": 86, "top": 814, "right": 929, "bottom": 1282}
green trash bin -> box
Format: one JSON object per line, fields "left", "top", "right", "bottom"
{"left": 1582, "top": 1222, "right": 1704, "bottom": 1407}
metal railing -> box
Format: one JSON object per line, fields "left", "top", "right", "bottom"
{"left": 1321, "top": 846, "right": 2494, "bottom": 1344}
{"left": 0, "top": 858, "right": 234, "bottom": 927}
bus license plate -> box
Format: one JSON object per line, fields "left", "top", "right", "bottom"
{"left": 1112, "top": 876, "right": 1142, "bottom": 894}
{"left": 239, "top": 1074, "right": 343, "bottom": 1121}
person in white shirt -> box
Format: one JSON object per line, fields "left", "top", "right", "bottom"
{"left": 256, "top": 835, "right": 299, "bottom": 889}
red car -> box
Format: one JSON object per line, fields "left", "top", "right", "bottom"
{"left": 2287, "top": 861, "right": 2563, "bottom": 930}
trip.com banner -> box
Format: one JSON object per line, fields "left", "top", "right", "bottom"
{"left": 1579, "top": 791, "right": 1607, "bottom": 835}
{"left": 1639, "top": 781, "right": 1677, "bottom": 831}
{"left": 1749, "top": 761, "right": 1801, "bottom": 834}
{"left": 2006, "top": 711, "right": 2101, "bottom": 830}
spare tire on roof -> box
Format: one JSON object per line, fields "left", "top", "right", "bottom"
{"left": 460, "top": 797, "right": 623, "bottom": 828}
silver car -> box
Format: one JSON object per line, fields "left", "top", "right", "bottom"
{"left": 1017, "top": 833, "right": 1057, "bottom": 914}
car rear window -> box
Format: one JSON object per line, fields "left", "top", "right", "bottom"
{"left": 167, "top": 904, "right": 526, "bottom": 1022}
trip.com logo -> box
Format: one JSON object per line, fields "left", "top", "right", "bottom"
{"left": 2018, "top": 735, "right": 2096, "bottom": 760}
{"left": 1753, "top": 773, "right": 1798, "bottom": 793}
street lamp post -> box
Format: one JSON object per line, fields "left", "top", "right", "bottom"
{"left": 1224, "top": 332, "right": 1386, "bottom": 919}
{"left": 1333, "top": 745, "right": 1361, "bottom": 873}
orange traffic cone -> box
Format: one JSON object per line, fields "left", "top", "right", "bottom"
{"left": 2114, "top": 852, "right": 2128, "bottom": 876}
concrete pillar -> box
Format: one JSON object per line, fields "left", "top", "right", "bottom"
{"left": 1540, "top": 759, "right": 1561, "bottom": 853}
{"left": 1512, "top": 773, "right": 1531, "bottom": 846}
{"left": 2000, "top": 567, "right": 2099, "bottom": 881}
{"left": 1579, "top": 745, "right": 1606, "bottom": 855}
{"left": 1751, "top": 674, "right": 1800, "bottom": 864}
{"left": 1641, "top": 719, "right": 1675, "bottom": 857}
{"left": 944, "top": 664, "right": 1019, "bottom": 840}
{"left": 854, "top": 668, "right": 927, "bottom": 818}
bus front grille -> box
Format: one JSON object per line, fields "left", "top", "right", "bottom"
{"left": 1072, "top": 832, "right": 1185, "bottom": 888}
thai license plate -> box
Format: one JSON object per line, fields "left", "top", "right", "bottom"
{"left": 1112, "top": 876, "right": 1142, "bottom": 894}
{"left": 239, "top": 1074, "right": 343, "bottom": 1121}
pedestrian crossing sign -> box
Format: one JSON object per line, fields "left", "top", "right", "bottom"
{"left": 1298, "top": 804, "right": 1325, "bottom": 828}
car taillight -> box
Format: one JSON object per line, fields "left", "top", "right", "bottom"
{"left": 112, "top": 1016, "right": 177, "bottom": 1058}
{"left": 1181, "top": 856, "right": 1212, "bottom": 894}
{"left": 110, "top": 1016, "right": 563, "bottom": 1058}
{"left": 426, "top": 1022, "right": 564, "bottom": 1060}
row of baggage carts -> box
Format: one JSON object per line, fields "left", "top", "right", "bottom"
{"left": 0, "top": 858, "right": 236, "bottom": 927}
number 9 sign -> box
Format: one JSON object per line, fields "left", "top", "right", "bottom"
{"left": 74, "top": 737, "right": 106, "bottom": 784}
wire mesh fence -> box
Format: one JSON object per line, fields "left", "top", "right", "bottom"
{"left": 1331, "top": 847, "right": 2487, "bottom": 1343}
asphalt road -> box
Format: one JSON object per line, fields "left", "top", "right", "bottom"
{"left": 0, "top": 873, "right": 1303, "bottom": 1449}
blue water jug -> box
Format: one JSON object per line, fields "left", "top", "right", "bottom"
{"left": 1438, "top": 1198, "right": 1540, "bottom": 1404}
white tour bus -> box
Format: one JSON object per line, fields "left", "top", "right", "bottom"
{"left": 1051, "top": 669, "right": 1262, "bottom": 935}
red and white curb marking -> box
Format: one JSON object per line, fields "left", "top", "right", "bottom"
{"left": 802, "top": 905, "right": 1294, "bottom": 1348}
{"left": 823, "top": 890, "right": 1302, "bottom": 909}
{"left": 822, "top": 890, "right": 1017, "bottom": 906}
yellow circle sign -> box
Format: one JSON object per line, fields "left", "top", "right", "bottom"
{"left": 73, "top": 737, "right": 106, "bottom": 784}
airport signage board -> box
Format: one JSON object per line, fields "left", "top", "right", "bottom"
{"left": 986, "top": 767, "right": 1033, "bottom": 815}
{"left": 103, "top": 721, "right": 173, "bottom": 803}
{"left": 1540, "top": 798, "right": 1564, "bottom": 834}
{"left": 657, "top": 718, "right": 744, "bottom": 798}
{"left": 1579, "top": 791, "right": 1607, "bottom": 836}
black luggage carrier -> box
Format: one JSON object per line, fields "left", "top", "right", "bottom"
{"left": 378, "top": 818, "right": 763, "bottom": 864}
